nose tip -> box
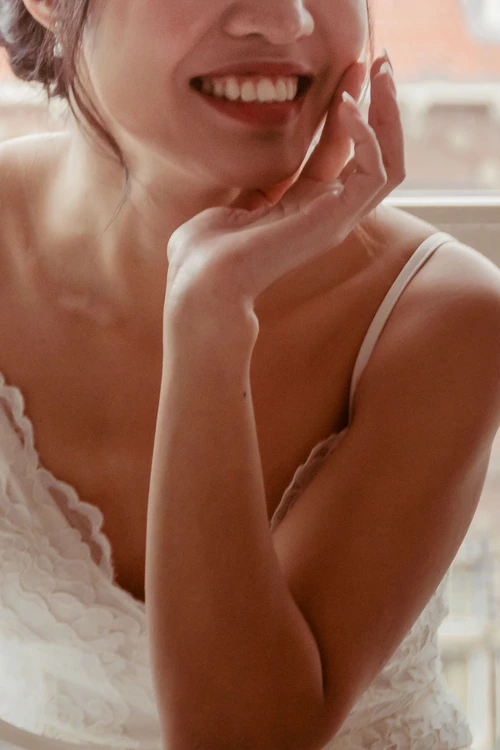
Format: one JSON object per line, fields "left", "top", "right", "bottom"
{"left": 224, "top": 4, "right": 314, "bottom": 43}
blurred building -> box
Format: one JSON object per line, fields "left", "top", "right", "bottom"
{"left": 371, "top": 0, "right": 500, "bottom": 190}
{"left": 460, "top": 0, "right": 500, "bottom": 42}
{"left": 439, "top": 429, "right": 500, "bottom": 750}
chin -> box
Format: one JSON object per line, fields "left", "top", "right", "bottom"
{"left": 227, "top": 156, "right": 306, "bottom": 192}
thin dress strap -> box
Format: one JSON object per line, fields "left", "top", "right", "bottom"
{"left": 347, "top": 231, "right": 455, "bottom": 423}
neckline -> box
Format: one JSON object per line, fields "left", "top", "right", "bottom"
{"left": 0, "top": 370, "right": 147, "bottom": 612}
{"left": 0, "top": 368, "right": 346, "bottom": 611}
{"left": 0, "top": 230, "right": 451, "bottom": 611}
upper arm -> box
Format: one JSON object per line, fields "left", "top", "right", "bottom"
{"left": 271, "top": 244, "right": 500, "bottom": 747}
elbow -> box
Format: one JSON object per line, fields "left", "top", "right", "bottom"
{"left": 162, "top": 725, "right": 329, "bottom": 750}
{"left": 159, "top": 686, "right": 331, "bottom": 750}
{"left": 156, "top": 627, "right": 331, "bottom": 749}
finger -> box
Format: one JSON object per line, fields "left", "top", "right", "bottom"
{"left": 367, "top": 52, "right": 393, "bottom": 87}
{"left": 230, "top": 57, "right": 371, "bottom": 212}
{"left": 223, "top": 95, "right": 389, "bottom": 297}
{"left": 227, "top": 55, "right": 394, "bottom": 215}
{"left": 336, "top": 57, "right": 404, "bottom": 193}
{"left": 337, "top": 157, "right": 356, "bottom": 185}
{"left": 281, "top": 54, "right": 389, "bottom": 210}
{"left": 229, "top": 188, "right": 274, "bottom": 212}
{"left": 360, "top": 62, "right": 405, "bottom": 213}
{"left": 298, "top": 60, "right": 367, "bottom": 184}
{"left": 228, "top": 67, "right": 362, "bottom": 212}
{"left": 277, "top": 78, "right": 389, "bottom": 218}
{"left": 229, "top": 156, "right": 312, "bottom": 211}
{"left": 306, "top": 93, "right": 387, "bottom": 233}
{"left": 248, "top": 93, "right": 388, "bottom": 274}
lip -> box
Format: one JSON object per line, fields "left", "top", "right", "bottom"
{"left": 191, "top": 61, "right": 315, "bottom": 79}
{"left": 192, "top": 88, "right": 307, "bottom": 127}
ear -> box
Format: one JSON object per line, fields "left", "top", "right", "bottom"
{"left": 20, "top": 0, "right": 58, "bottom": 32}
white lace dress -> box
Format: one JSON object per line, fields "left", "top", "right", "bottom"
{"left": 0, "top": 232, "right": 475, "bottom": 749}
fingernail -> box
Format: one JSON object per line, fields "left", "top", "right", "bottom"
{"left": 382, "top": 47, "right": 393, "bottom": 71}
{"left": 380, "top": 61, "right": 393, "bottom": 78}
{"left": 342, "top": 91, "right": 358, "bottom": 106}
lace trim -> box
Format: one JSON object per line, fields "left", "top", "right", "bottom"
{"left": 327, "top": 692, "right": 474, "bottom": 749}
{"left": 0, "top": 373, "right": 122, "bottom": 596}
{"left": 0, "top": 371, "right": 474, "bottom": 749}
{"left": 0, "top": 231, "right": 453, "bottom": 604}
{"left": 0, "top": 368, "right": 462, "bottom": 626}
{"left": 0, "top": 368, "right": 350, "bottom": 603}
{"left": 270, "top": 426, "right": 349, "bottom": 530}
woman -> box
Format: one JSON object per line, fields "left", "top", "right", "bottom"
{"left": 0, "top": 0, "right": 499, "bottom": 746}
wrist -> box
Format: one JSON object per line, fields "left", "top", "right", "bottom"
{"left": 164, "top": 284, "right": 259, "bottom": 353}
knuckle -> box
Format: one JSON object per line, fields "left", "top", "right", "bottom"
{"left": 377, "top": 162, "right": 388, "bottom": 184}
{"left": 388, "top": 165, "right": 406, "bottom": 185}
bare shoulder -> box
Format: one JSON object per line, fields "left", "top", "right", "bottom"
{"left": 348, "top": 206, "right": 500, "bottom": 421}
{"left": 401, "top": 233, "right": 500, "bottom": 332}
{"left": 355, "top": 216, "right": 500, "bottom": 423}
{"left": 0, "top": 130, "right": 67, "bottom": 195}
{"left": 0, "top": 131, "right": 62, "bottom": 190}
{"left": 270, "top": 216, "right": 500, "bottom": 748}
{"left": 0, "top": 132, "right": 66, "bottom": 287}
{"left": 375, "top": 205, "right": 500, "bottom": 326}
{"left": 419, "top": 233, "right": 500, "bottom": 301}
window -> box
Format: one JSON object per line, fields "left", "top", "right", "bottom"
{"left": 461, "top": 0, "right": 500, "bottom": 40}
{"left": 449, "top": 569, "right": 475, "bottom": 618}
{"left": 372, "top": 0, "right": 500, "bottom": 193}
{"left": 442, "top": 654, "right": 470, "bottom": 715}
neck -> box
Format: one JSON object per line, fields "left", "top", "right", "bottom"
{"left": 31, "top": 119, "right": 375, "bottom": 337}
{"left": 42, "top": 119, "right": 244, "bottom": 325}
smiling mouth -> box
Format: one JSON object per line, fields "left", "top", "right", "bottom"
{"left": 189, "top": 76, "right": 313, "bottom": 101}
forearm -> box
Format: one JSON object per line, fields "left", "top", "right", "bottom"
{"left": 145, "top": 295, "right": 324, "bottom": 749}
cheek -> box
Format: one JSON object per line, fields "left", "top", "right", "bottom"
{"left": 80, "top": 4, "right": 172, "bottom": 127}
{"left": 327, "top": 0, "right": 368, "bottom": 61}
{"left": 141, "top": 0, "right": 210, "bottom": 38}
{"left": 81, "top": 0, "right": 225, "bottom": 115}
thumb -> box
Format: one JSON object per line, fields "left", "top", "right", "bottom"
{"left": 229, "top": 186, "right": 276, "bottom": 212}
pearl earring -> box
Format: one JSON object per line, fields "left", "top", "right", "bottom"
{"left": 53, "top": 20, "right": 63, "bottom": 58}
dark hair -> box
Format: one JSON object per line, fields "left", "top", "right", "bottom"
{"left": 0, "top": 0, "right": 131, "bottom": 230}
{"left": 0, "top": 0, "right": 380, "bottom": 252}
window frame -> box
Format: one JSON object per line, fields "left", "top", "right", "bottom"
{"left": 388, "top": 196, "right": 500, "bottom": 267}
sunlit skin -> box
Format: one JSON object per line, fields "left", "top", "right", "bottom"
{"left": 10, "top": 7, "right": 495, "bottom": 743}
{"left": 8, "top": 0, "right": 408, "bottom": 615}
{"left": 23, "top": 0, "right": 370, "bottom": 326}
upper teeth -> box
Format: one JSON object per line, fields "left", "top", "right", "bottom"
{"left": 200, "top": 76, "right": 299, "bottom": 103}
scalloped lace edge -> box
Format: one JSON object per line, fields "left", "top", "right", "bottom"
{"left": 0, "top": 372, "right": 115, "bottom": 582}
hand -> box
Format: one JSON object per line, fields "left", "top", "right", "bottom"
{"left": 165, "top": 53, "right": 405, "bottom": 312}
